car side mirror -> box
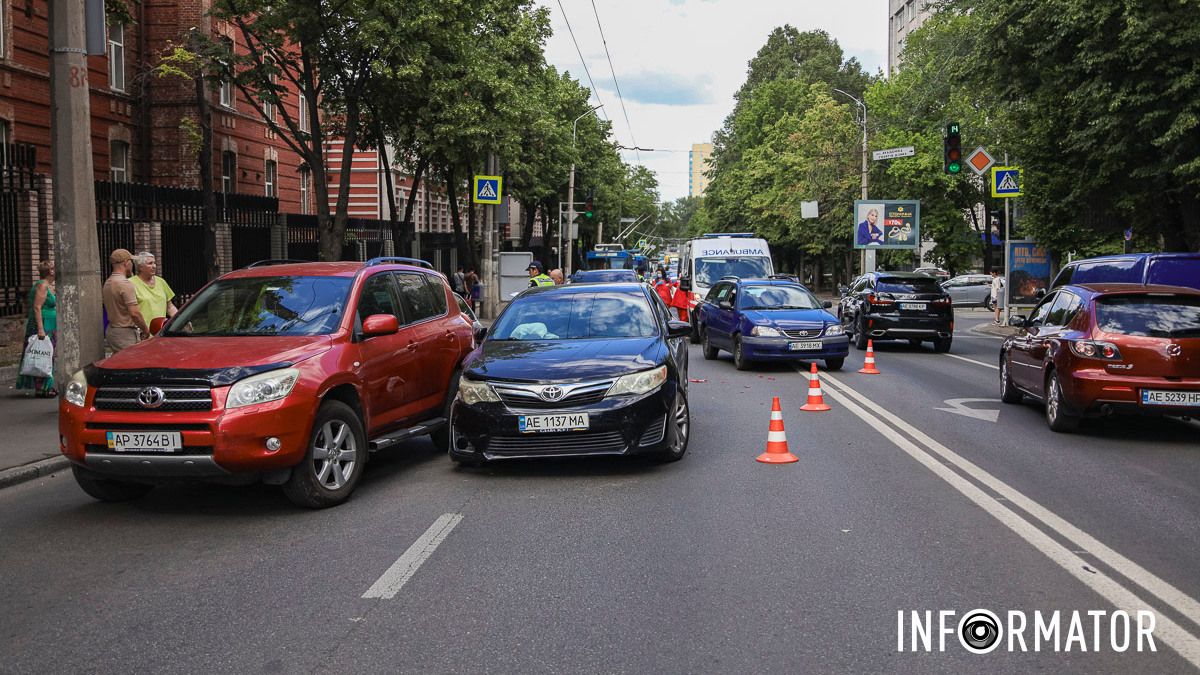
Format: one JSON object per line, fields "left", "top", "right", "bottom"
{"left": 838, "top": 285, "right": 849, "bottom": 296}
{"left": 362, "top": 314, "right": 400, "bottom": 337}
{"left": 679, "top": 278, "right": 692, "bottom": 291}
{"left": 822, "top": 301, "right": 833, "bottom": 309}
{"left": 474, "top": 325, "right": 488, "bottom": 343}
{"left": 149, "top": 316, "right": 167, "bottom": 336}
{"left": 667, "top": 320, "right": 692, "bottom": 339}
{"left": 1035, "top": 288, "right": 1046, "bottom": 299}
{"left": 1007, "top": 314, "right": 1028, "bottom": 328}
{"left": 718, "top": 300, "right": 733, "bottom": 310}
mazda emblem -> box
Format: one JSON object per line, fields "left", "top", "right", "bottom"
{"left": 539, "top": 385, "right": 565, "bottom": 402}
{"left": 137, "top": 386, "right": 166, "bottom": 409}
{"left": 1167, "top": 344, "right": 1182, "bottom": 357}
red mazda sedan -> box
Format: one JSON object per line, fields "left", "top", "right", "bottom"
{"left": 1000, "top": 284, "right": 1200, "bottom": 431}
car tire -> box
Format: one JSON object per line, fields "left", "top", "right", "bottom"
{"left": 689, "top": 316, "right": 701, "bottom": 344}
{"left": 654, "top": 390, "right": 690, "bottom": 462}
{"left": 701, "top": 327, "right": 719, "bottom": 360}
{"left": 1045, "top": 370, "right": 1079, "bottom": 432}
{"left": 1000, "top": 354, "right": 1023, "bottom": 404}
{"left": 70, "top": 465, "right": 153, "bottom": 502}
{"left": 824, "top": 358, "right": 844, "bottom": 371}
{"left": 853, "top": 318, "right": 868, "bottom": 350}
{"left": 282, "top": 400, "right": 366, "bottom": 508}
{"left": 933, "top": 336, "right": 953, "bottom": 353}
{"left": 430, "top": 370, "right": 460, "bottom": 453}
{"left": 733, "top": 335, "right": 750, "bottom": 371}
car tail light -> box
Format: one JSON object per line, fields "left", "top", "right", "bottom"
{"left": 1069, "top": 340, "right": 1123, "bottom": 360}
{"left": 932, "top": 296, "right": 952, "bottom": 307}
{"left": 867, "top": 294, "right": 894, "bottom": 306}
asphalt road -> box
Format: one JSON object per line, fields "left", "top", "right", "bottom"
{"left": 1, "top": 312, "right": 1198, "bottom": 673}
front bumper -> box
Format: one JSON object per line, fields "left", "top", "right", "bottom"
{"left": 864, "top": 313, "right": 952, "bottom": 339}
{"left": 740, "top": 335, "right": 850, "bottom": 361}
{"left": 59, "top": 388, "right": 316, "bottom": 479}
{"left": 450, "top": 381, "right": 679, "bottom": 461}
{"left": 1065, "top": 368, "right": 1200, "bottom": 417}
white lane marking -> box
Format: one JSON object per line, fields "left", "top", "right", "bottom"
{"left": 934, "top": 397, "right": 1000, "bottom": 423}
{"left": 944, "top": 353, "right": 1000, "bottom": 370}
{"left": 362, "top": 513, "right": 463, "bottom": 599}
{"left": 813, "top": 370, "right": 1200, "bottom": 633}
{"left": 807, "top": 371, "right": 1200, "bottom": 666}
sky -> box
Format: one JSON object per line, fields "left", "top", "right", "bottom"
{"left": 538, "top": 0, "right": 889, "bottom": 203}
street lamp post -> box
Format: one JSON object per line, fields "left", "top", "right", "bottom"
{"left": 833, "top": 88, "right": 872, "bottom": 275}
{"left": 565, "top": 104, "right": 603, "bottom": 276}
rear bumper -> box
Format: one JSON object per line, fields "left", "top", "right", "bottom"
{"left": 740, "top": 335, "right": 850, "bottom": 361}
{"left": 864, "top": 313, "right": 952, "bottom": 339}
{"left": 1065, "top": 369, "right": 1200, "bottom": 416}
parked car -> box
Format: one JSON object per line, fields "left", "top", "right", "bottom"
{"left": 1051, "top": 253, "right": 1200, "bottom": 291}
{"left": 569, "top": 269, "right": 639, "bottom": 283}
{"left": 838, "top": 271, "right": 954, "bottom": 352}
{"left": 694, "top": 278, "right": 848, "bottom": 370}
{"left": 942, "top": 274, "right": 996, "bottom": 309}
{"left": 59, "top": 258, "right": 475, "bottom": 508}
{"left": 914, "top": 267, "right": 951, "bottom": 282}
{"left": 449, "top": 283, "right": 691, "bottom": 465}
{"left": 1000, "top": 284, "right": 1200, "bottom": 431}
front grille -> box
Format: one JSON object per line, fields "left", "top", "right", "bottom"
{"left": 782, "top": 328, "right": 823, "bottom": 339}
{"left": 496, "top": 389, "right": 608, "bottom": 409}
{"left": 492, "top": 380, "right": 613, "bottom": 410}
{"left": 638, "top": 414, "right": 667, "bottom": 447}
{"left": 486, "top": 431, "right": 627, "bottom": 456}
{"left": 86, "top": 444, "right": 214, "bottom": 456}
{"left": 94, "top": 386, "right": 213, "bottom": 412}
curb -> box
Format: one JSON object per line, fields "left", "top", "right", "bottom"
{"left": 0, "top": 364, "right": 17, "bottom": 383}
{"left": 970, "top": 322, "right": 1018, "bottom": 339}
{"left": 0, "top": 456, "right": 71, "bottom": 491}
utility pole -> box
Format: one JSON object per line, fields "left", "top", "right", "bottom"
{"left": 50, "top": 0, "right": 104, "bottom": 391}
{"left": 834, "top": 89, "right": 871, "bottom": 275}
{"left": 566, "top": 104, "right": 602, "bottom": 276}
{"left": 1003, "top": 151, "right": 1011, "bottom": 325}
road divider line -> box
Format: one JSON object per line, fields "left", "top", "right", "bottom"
{"left": 813, "top": 370, "right": 1200, "bottom": 634}
{"left": 807, "top": 370, "right": 1200, "bottom": 666}
{"left": 943, "top": 353, "right": 999, "bottom": 370}
{"left": 362, "top": 513, "right": 464, "bottom": 600}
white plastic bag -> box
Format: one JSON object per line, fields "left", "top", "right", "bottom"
{"left": 20, "top": 335, "right": 54, "bottom": 379}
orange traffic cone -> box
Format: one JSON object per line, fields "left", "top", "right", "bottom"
{"left": 800, "top": 363, "right": 832, "bottom": 412}
{"left": 757, "top": 397, "right": 799, "bottom": 464}
{"left": 859, "top": 340, "right": 881, "bottom": 375}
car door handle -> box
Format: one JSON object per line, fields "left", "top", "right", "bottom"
{"left": 404, "top": 342, "right": 419, "bottom": 351}
{"left": 443, "top": 331, "right": 456, "bottom": 342}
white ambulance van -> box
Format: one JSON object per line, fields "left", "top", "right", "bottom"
{"left": 678, "top": 233, "right": 774, "bottom": 330}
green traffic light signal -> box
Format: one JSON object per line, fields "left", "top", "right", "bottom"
{"left": 947, "top": 161, "right": 961, "bottom": 174}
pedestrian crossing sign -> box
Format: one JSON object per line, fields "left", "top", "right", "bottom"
{"left": 473, "top": 175, "right": 503, "bottom": 204}
{"left": 990, "top": 166, "right": 1022, "bottom": 198}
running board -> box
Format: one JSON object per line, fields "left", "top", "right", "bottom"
{"left": 368, "top": 417, "right": 447, "bottom": 451}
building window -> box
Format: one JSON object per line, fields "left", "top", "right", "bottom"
{"left": 110, "top": 140, "right": 129, "bottom": 182}
{"left": 264, "top": 160, "right": 277, "bottom": 197}
{"left": 299, "top": 167, "right": 311, "bottom": 214}
{"left": 221, "top": 151, "right": 237, "bottom": 193}
{"left": 219, "top": 78, "right": 233, "bottom": 108}
{"left": 298, "top": 93, "right": 309, "bottom": 133}
{"left": 107, "top": 21, "right": 125, "bottom": 92}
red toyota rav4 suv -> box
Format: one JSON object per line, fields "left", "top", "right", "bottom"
{"left": 59, "top": 258, "right": 475, "bottom": 507}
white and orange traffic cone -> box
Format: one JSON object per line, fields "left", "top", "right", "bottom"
{"left": 859, "top": 340, "right": 881, "bottom": 375}
{"left": 800, "top": 363, "right": 831, "bottom": 412}
{"left": 756, "top": 397, "right": 799, "bottom": 464}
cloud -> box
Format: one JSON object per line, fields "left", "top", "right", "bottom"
{"left": 613, "top": 72, "right": 715, "bottom": 106}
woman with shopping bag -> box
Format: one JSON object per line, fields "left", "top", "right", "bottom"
{"left": 16, "top": 262, "right": 57, "bottom": 397}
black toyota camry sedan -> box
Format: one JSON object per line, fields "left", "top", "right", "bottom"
{"left": 449, "top": 283, "right": 691, "bottom": 465}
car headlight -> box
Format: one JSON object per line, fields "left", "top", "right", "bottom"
{"left": 458, "top": 376, "right": 500, "bottom": 405}
{"left": 65, "top": 370, "right": 88, "bottom": 407}
{"left": 824, "top": 324, "right": 844, "bottom": 336}
{"left": 751, "top": 326, "right": 782, "bottom": 337}
{"left": 609, "top": 365, "right": 668, "bottom": 396}
{"left": 227, "top": 368, "right": 299, "bottom": 409}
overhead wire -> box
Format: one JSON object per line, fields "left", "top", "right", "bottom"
{"left": 588, "top": 0, "right": 639, "bottom": 162}
{"left": 555, "top": 0, "right": 609, "bottom": 121}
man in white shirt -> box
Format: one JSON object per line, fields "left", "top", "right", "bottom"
{"left": 991, "top": 270, "right": 1004, "bottom": 324}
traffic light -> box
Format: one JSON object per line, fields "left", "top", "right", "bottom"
{"left": 584, "top": 191, "right": 594, "bottom": 218}
{"left": 944, "top": 122, "right": 962, "bottom": 174}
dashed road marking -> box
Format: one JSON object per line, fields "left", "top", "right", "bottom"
{"left": 362, "top": 513, "right": 463, "bottom": 599}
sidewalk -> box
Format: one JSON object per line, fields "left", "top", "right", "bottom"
{"left": 970, "top": 319, "right": 1019, "bottom": 338}
{"left": 0, "top": 366, "right": 70, "bottom": 489}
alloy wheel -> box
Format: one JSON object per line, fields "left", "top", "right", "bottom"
{"left": 311, "top": 420, "right": 358, "bottom": 490}
{"left": 671, "top": 394, "right": 690, "bottom": 453}
{"left": 1047, "top": 373, "right": 1060, "bottom": 421}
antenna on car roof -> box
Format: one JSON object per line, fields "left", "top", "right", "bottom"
{"left": 364, "top": 257, "right": 434, "bottom": 270}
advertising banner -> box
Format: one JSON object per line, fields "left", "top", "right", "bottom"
{"left": 853, "top": 200, "right": 920, "bottom": 250}
{"left": 1006, "top": 240, "right": 1051, "bottom": 306}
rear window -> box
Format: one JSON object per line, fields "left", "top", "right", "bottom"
{"left": 876, "top": 277, "right": 943, "bottom": 294}
{"left": 1072, "top": 258, "right": 1144, "bottom": 284}
{"left": 1146, "top": 257, "right": 1200, "bottom": 290}
{"left": 491, "top": 291, "right": 658, "bottom": 340}
{"left": 1095, "top": 295, "right": 1200, "bottom": 338}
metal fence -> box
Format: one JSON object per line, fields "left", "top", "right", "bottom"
{"left": 1, "top": 144, "right": 38, "bottom": 318}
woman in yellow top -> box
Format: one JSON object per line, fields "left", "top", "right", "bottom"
{"left": 131, "top": 251, "right": 178, "bottom": 333}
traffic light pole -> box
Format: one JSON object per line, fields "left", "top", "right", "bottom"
{"left": 834, "top": 89, "right": 872, "bottom": 274}
{"left": 566, "top": 105, "right": 602, "bottom": 276}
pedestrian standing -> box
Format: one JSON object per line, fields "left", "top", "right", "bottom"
{"left": 452, "top": 265, "right": 467, "bottom": 296}
{"left": 131, "top": 251, "right": 178, "bottom": 331}
{"left": 16, "top": 261, "right": 57, "bottom": 397}
{"left": 549, "top": 268, "right": 564, "bottom": 285}
{"left": 102, "top": 249, "right": 150, "bottom": 352}
{"left": 991, "top": 269, "right": 1004, "bottom": 324}
{"left": 465, "top": 268, "right": 480, "bottom": 310}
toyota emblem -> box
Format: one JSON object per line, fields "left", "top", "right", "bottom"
{"left": 137, "top": 386, "right": 166, "bottom": 409}
{"left": 539, "top": 385, "right": 565, "bottom": 402}
{"left": 1167, "top": 344, "right": 1183, "bottom": 357}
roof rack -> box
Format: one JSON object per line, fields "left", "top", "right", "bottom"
{"left": 720, "top": 275, "right": 741, "bottom": 281}
{"left": 244, "top": 259, "right": 310, "bottom": 268}
{"left": 701, "top": 232, "right": 757, "bottom": 239}
{"left": 767, "top": 274, "right": 800, "bottom": 282}
{"left": 364, "top": 256, "right": 434, "bottom": 270}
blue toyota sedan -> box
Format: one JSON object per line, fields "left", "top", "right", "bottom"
{"left": 695, "top": 278, "right": 849, "bottom": 370}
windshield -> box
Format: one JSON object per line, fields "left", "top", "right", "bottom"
{"left": 739, "top": 285, "right": 822, "bottom": 310}
{"left": 876, "top": 277, "right": 944, "bottom": 294}
{"left": 694, "top": 257, "right": 773, "bottom": 287}
{"left": 166, "top": 276, "right": 351, "bottom": 336}
{"left": 1095, "top": 295, "right": 1200, "bottom": 338}
{"left": 491, "top": 291, "right": 658, "bottom": 340}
